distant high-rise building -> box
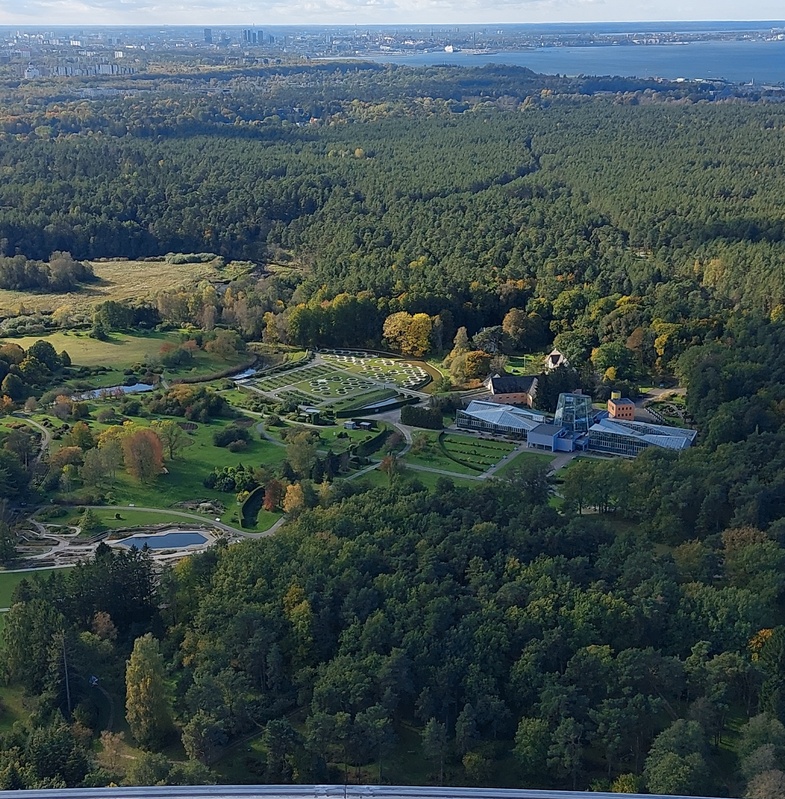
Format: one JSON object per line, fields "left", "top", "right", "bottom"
{"left": 243, "top": 29, "right": 261, "bottom": 44}
{"left": 204, "top": 28, "right": 212, "bottom": 44}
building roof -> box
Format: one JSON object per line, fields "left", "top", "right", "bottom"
{"left": 529, "top": 423, "right": 565, "bottom": 437}
{"left": 545, "top": 348, "right": 568, "bottom": 370}
{"left": 460, "top": 400, "right": 546, "bottom": 432}
{"left": 488, "top": 374, "right": 537, "bottom": 395}
{"left": 589, "top": 417, "right": 697, "bottom": 450}
{"left": 609, "top": 397, "right": 635, "bottom": 406}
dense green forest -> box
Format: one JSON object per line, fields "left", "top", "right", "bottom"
{"left": 5, "top": 461, "right": 785, "bottom": 794}
{"left": 2, "top": 67, "right": 785, "bottom": 374}
{"left": 3, "top": 62, "right": 785, "bottom": 795}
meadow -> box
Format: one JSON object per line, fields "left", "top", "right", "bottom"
{"left": 9, "top": 330, "right": 181, "bottom": 368}
{"left": 7, "top": 329, "right": 250, "bottom": 388}
{"left": 0, "top": 258, "right": 220, "bottom": 315}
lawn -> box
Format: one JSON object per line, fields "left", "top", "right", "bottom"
{"left": 9, "top": 330, "right": 249, "bottom": 387}
{"left": 492, "top": 448, "right": 555, "bottom": 478}
{"left": 56, "top": 507, "right": 214, "bottom": 531}
{"left": 9, "top": 330, "right": 181, "bottom": 369}
{"left": 403, "top": 432, "right": 482, "bottom": 476}
{"left": 0, "top": 258, "right": 220, "bottom": 316}
{"left": 314, "top": 425, "right": 386, "bottom": 454}
{"left": 0, "top": 567, "right": 64, "bottom": 608}
{"left": 404, "top": 432, "right": 516, "bottom": 475}
{"left": 505, "top": 353, "right": 545, "bottom": 375}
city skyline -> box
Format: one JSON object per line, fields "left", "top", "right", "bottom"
{"left": 2, "top": 0, "right": 785, "bottom": 27}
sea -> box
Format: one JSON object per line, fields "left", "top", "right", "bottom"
{"left": 355, "top": 36, "right": 785, "bottom": 84}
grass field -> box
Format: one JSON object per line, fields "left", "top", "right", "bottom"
{"left": 0, "top": 567, "right": 63, "bottom": 607}
{"left": 328, "top": 388, "right": 397, "bottom": 413}
{"left": 8, "top": 330, "right": 181, "bottom": 368}
{"left": 403, "top": 432, "right": 481, "bottom": 475}
{"left": 56, "top": 508, "right": 214, "bottom": 531}
{"left": 0, "top": 258, "right": 220, "bottom": 316}
{"left": 8, "top": 330, "right": 248, "bottom": 386}
{"left": 505, "top": 353, "right": 546, "bottom": 374}
{"left": 493, "top": 448, "right": 555, "bottom": 477}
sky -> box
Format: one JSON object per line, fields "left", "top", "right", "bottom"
{"left": 1, "top": 0, "right": 785, "bottom": 27}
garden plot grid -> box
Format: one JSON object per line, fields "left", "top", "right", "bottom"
{"left": 249, "top": 352, "right": 428, "bottom": 407}
{"left": 252, "top": 362, "right": 379, "bottom": 404}
{"left": 321, "top": 351, "right": 428, "bottom": 390}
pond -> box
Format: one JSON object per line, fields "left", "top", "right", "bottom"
{"left": 74, "top": 383, "right": 155, "bottom": 401}
{"left": 231, "top": 367, "right": 259, "bottom": 381}
{"left": 119, "top": 531, "right": 208, "bottom": 550}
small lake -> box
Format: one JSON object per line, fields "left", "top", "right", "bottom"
{"left": 74, "top": 383, "right": 155, "bottom": 401}
{"left": 119, "top": 531, "right": 207, "bottom": 550}
{"left": 231, "top": 367, "right": 259, "bottom": 381}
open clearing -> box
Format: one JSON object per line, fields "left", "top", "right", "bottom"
{"left": 6, "top": 330, "right": 249, "bottom": 386}
{"left": 7, "top": 330, "right": 181, "bottom": 368}
{"left": 0, "top": 258, "right": 220, "bottom": 315}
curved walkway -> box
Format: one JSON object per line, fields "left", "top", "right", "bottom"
{"left": 11, "top": 412, "right": 52, "bottom": 462}
{"left": 83, "top": 506, "right": 279, "bottom": 539}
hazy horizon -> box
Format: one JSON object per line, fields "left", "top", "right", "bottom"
{"left": 3, "top": 2, "right": 785, "bottom": 28}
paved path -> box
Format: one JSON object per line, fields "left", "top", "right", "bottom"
{"left": 84, "top": 505, "right": 281, "bottom": 539}
{"left": 405, "top": 463, "right": 484, "bottom": 481}
{"left": 11, "top": 412, "right": 52, "bottom": 463}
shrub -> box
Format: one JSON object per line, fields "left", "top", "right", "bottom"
{"left": 213, "top": 425, "right": 251, "bottom": 448}
{"left": 401, "top": 405, "right": 443, "bottom": 430}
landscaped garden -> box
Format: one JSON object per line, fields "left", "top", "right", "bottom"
{"left": 646, "top": 393, "right": 691, "bottom": 427}
{"left": 39, "top": 400, "right": 286, "bottom": 532}
{"left": 440, "top": 433, "right": 517, "bottom": 471}
{"left": 400, "top": 431, "right": 518, "bottom": 476}
{"left": 492, "top": 448, "right": 556, "bottom": 478}
{"left": 321, "top": 350, "right": 430, "bottom": 389}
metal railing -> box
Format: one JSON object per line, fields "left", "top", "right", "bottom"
{"left": 1, "top": 785, "right": 731, "bottom": 799}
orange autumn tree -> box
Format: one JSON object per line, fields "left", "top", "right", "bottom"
{"left": 122, "top": 428, "right": 164, "bottom": 483}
